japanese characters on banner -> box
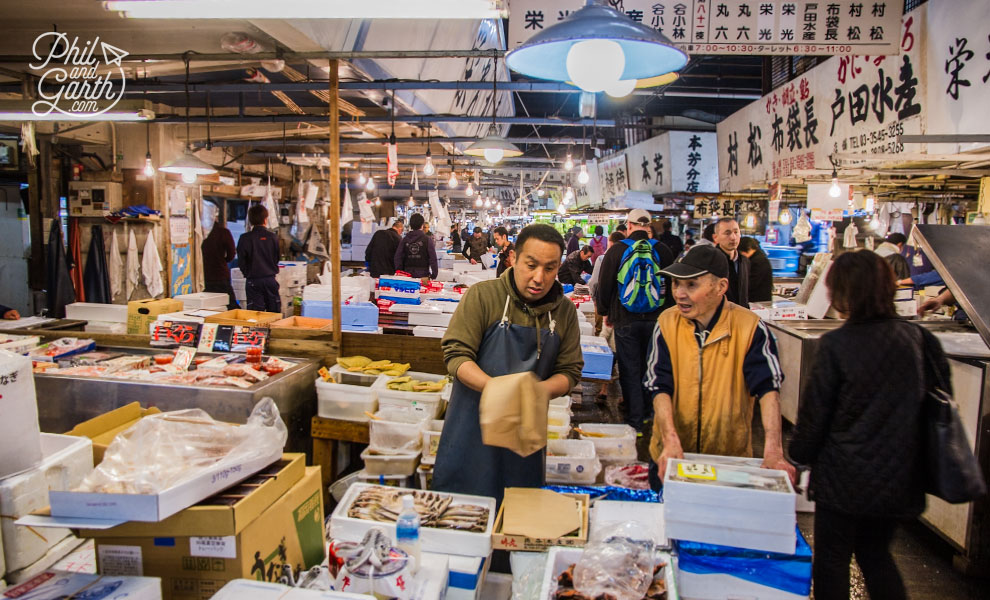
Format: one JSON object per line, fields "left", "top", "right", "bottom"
{"left": 717, "top": 0, "right": 990, "bottom": 191}
{"left": 624, "top": 136, "right": 670, "bottom": 195}
{"left": 574, "top": 158, "right": 603, "bottom": 209}
{"left": 669, "top": 132, "right": 718, "bottom": 193}
{"left": 508, "top": 0, "right": 902, "bottom": 56}
{"left": 598, "top": 154, "right": 631, "bottom": 206}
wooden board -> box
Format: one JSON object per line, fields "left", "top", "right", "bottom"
{"left": 341, "top": 331, "right": 446, "bottom": 375}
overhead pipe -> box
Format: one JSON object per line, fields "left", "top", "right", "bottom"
{"left": 194, "top": 136, "right": 604, "bottom": 148}
{"left": 155, "top": 114, "right": 616, "bottom": 127}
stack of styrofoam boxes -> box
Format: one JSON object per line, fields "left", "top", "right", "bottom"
{"left": 231, "top": 267, "right": 246, "bottom": 307}
{"left": 64, "top": 302, "right": 128, "bottom": 334}
{"left": 664, "top": 455, "right": 808, "bottom": 599}
{"left": 174, "top": 292, "right": 229, "bottom": 312}
{"left": 580, "top": 335, "right": 613, "bottom": 381}
{"left": 277, "top": 261, "right": 308, "bottom": 317}
{"left": 573, "top": 310, "right": 593, "bottom": 336}
{"left": 0, "top": 434, "right": 93, "bottom": 584}
{"left": 349, "top": 223, "right": 377, "bottom": 266}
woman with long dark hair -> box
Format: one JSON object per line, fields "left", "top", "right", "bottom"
{"left": 788, "top": 250, "right": 951, "bottom": 600}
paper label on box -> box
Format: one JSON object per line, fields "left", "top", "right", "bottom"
{"left": 98, "top": 544, "right": 143, "bottom": 576}
{"left": 677, "top": 462, "right": 716, "bottom": 480}
{"left": 190, "top": 536, "right": 237, "bottom": 559}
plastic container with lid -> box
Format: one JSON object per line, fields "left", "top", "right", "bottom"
{"left": 547, "top": 423, "right": 571, "bottom": 440}
{"left": 420, "top": 420, "right": 445, "bottom": 465}
{"left": 316, "top": 369, "right": 382, "bottom": 422}
{"left": 577, "top": 423, "right": 638, "bottom": 461}
{"left": 547, "top": 407, "right": 571, "bottom": 429}
{"left": 360, "top": 447, "right": 420, "bottom": 476}
{"left": 373, "top": 371, "right": 451, "bottom": 419}
{"left": 549, "top": 396, "right": 573, "bottom": 413}
{"left": 545, "top": 439, "right": 602, "bottom": 485}
{"left": 368, "top": 409, "right": 430, "bottom": 454}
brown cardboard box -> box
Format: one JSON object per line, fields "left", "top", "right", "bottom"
{"left": 91, "top": 465, "right": 323, "bottom": 600}
{"left": 128, "top": 299, "right": 184, "bottom": 334}
{"left": 65, "top": 402, "right": 163, "bottom": 464}
{"left": 491, "top": 489, "right": 589, "bottom": 552}
{"left": 204, "top": 310, "right": 282, "bottom": 328}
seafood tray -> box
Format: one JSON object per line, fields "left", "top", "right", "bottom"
{"left": 538, "top": 547, "right": 677, "bottom": 600}
{"left": 330, "top": 483, "right": 496, "bottom": 557}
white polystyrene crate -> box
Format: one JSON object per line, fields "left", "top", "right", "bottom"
{"left": 665, "top": 519, "right": 797, "bottom": 555}
{"left": 578, "top": 321, "right": 593, "bottom": 336}
{"left": 0, "top": 434, "right": 92, "bottom": 572}
{"left": 373, "top": 371, "right": 451, "bottom": 419}
{"left": 174, "top": 292, "right": 229, "bottom": 310}
{"left": 407, "top": 310, "right": 452, "bottom": 328}
{"left": 576, "top": 424, "right": 637, "bottom": 461}
{"left": 413, "top": 326, "right": 447, "bottom": 339}
{"left": 64, "top": 303, "right": 127, "bottom": 323}
{"left": 539, "top": 547, "right": 678, "bottom": 600}
{"left": 663, "top": 458, "right": 796, "bottom": 517}
{"left": 545, "top": 439, "right": 601, "bottom": 485}
{"left": 329, "top": 483, "right": 496, "bottom": 558}
{"left": 316, "top": 369, "right": 382, "bottom": 422}
{"left": 676, "top": 566, "right": 807, "bottom": 600}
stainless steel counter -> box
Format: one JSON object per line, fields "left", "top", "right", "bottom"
{"left": 34, "top": 347, "right": 320, "bottom": 454}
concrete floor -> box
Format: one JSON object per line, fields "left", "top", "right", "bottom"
{"left": 572, "top": 382, "right": 988, "bottom": 599}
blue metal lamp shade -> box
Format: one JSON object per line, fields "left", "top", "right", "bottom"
{"left": 505, "top": 1, "right": 688, "bottom": 92}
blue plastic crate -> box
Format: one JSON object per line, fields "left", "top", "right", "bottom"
{"left": 581, "top": 343, "right": 613, "bottom": 380}
{"left": 301, "top": 301, "right": 379, "bottom": 328}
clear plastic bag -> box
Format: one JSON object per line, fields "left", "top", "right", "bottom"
{"left": 76, "top": 398, "right": 287, "bottom": 494}
{"left": 510, "top": 552, "right": 547, "bottom": 600}
{"left": 573, "top": 522, "right": 658, "bottom": 600}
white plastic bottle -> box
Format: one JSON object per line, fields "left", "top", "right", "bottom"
{"left": 395, "top": 494, "right": 421, "bottom": 573}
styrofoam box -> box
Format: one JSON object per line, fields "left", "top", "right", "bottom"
{"left": 0, "top": 434, "right": 93, "bottom": 572}
{"left": 538, "top": 547, "right": 678, "bottom": 600}
{"left": 84, "top": 321, "right": 127, "bottom": 334}
{"left": 676, "top": 565, "right": 807, "bottom": 600}
{"left": 373, "top": 371, "right": 451, "bottom": 420}
{"left": 64, "top": 302, "right": 127, "bottom": 323}
{"left": 408, "top": 310, "right": 452, "bottom": 328}
{"left": 579, "top": 301, "right": 595, "bottom": 314}
{"left": 679, "top": 452, "right": 814, "bottom": 513}
{"left": 453, "top": 262, "right": 483, "bottom": 273}
{"left": 355, "top": 470, "right": 413, "bottom": 489}
{"left": 316, "top": 369, "right": 382, "bottom": 422}
{"left": 578, "top": 321, "right": 593, "bottom": 336}
{"left": 413, "top": 326, "right": 447, "bottom": 339}
{"left": 210, "top": 579, "right": 373, "bottom": 600}
{"left": 590, "top": 501, "right": 666, "bottom": 548}
{"left": 0, "top": 335, "right": 40, "bottom": 355}
{"left": 447, "top": 553, "right": 488, "bottom": 600}
{"left": 330, "top": 483, "right": 496, "bottom": 557}
{"left": 368, "top": 409, "right": 430, "bottom": 454}
{"left": 576, "top": 424, "right": 637, "bottom": 461}
{"left": 437, "top": 269, "right": 455, "bottom": 282}
{"left": 3, "top": 537, "right": 85, "bottom": 585}
{"left": 360, "top": 448, "right": 420, "bottom": 477}
{"left": 545, "top": 439, "right": 601, "bottom": 485}
{"left": 174, "top": 292, "right": 229, "bottom": 310}
{"left": 2, "top": 570, "right": 162, "bottom": 599}
{"left": 663, "top": 458, "right": 796, "bottom": 516}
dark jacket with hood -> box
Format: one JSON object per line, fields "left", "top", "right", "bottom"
{"left": 789, "top": 319, "right": 950, "bottom": 518}
{"left": 365, "top": 227, "right": 401, "bottom": 278}
{"left": 747, "top": 250, "right": 773, "bottom": 303}
{"left": 394, "top": 229, "right": 439, "bottom": 279}
{"left": 462, "top": 234, "right": 490, "bottom": 264}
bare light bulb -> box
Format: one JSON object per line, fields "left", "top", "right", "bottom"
{"left": 483, "top": 147, "right": 504, "bottom": 164}
{"left": 374, "top": 197, "right": 381, "bottom": 207}
{"left": 564, "top": 153, "right": 574, "bottom": 171}
{"left": 422, "top": 155, "right": 435, "bottom": 177}
{"left": 577, "top": 162, "right": 590, "bottom": 185}
{"left": 465, "top": 182, "right": 474, "bottom": 197}
{"left": 448, "top": 172, "right": 458, "bottom": 189}
{"left": 745, "top": 213, "right": 757, "bottom": 229}
{"left": 565, "top": 39, "right": 625, "bottom": 93}
{"left": 870, "top": 218, "right": 881, "bottom": 230}
{"left": 408, "top": 197, "right": 415, "bottom": 207}
{"left": 563, "top": 187, "right": 574, "bottom": 204}
{"left": 828, "top": 169, "right": 841, "bottom": 198}
{"left": 778, "top": 209, "right": 792, "bottom": 225}
{"left": 366, "top": 176, "right": 375, "bottom": 192}
{"left": 181, "top": 171, "right": 197, "bottom": 184}
{"left": 475, "top": 196, "right": 483, "bottom": 207}
{"left": 484, "top": 198, "right": 491, "bottom": 208}
{"left": 496, "top": 202, "right": 502, "bottom": 210}
{"left": 143, "top": 154, "right": 155, "bottom": 177}
{"left": 865, "top": 190, "right": 875, "bottom": 213}
{"left": 358, "top": 171, "right": 367, "bottom": 185}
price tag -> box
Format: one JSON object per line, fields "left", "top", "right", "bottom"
{"left": 677, "top": 462, "right": 717, "bottom": 480}
{"left": 150, "top": 321, "right": 202, "bottom": 348}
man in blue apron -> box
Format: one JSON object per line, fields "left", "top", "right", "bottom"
{"left": 433, "top": 224, "right": 585, "bottom": 506}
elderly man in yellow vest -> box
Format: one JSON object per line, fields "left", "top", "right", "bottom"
{"left": 643, "top": 245, "right": 795, "bottom": 490}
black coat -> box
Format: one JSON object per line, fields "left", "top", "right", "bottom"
{"left": 747, "top": 251, "right": 774, "bottom": 303}
{"left": 365, "top": 228, "right": 401, "bottom": 278}
{"left": 720, "top": 247, "right": 750, "bottom": 307}
{"left": 789, "top": 319, "right": 951, "bottom": 518}
{"left": 558, "top": 250, "right": 592, "bottom": 285}
{"left": 658, "top": 231, "right": 684, "bottom": 259}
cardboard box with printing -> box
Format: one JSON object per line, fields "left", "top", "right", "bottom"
{"left": 128, "top": 299, "right": 184, "bottom": 334}
{"left": 89, "top": 461, "right": 325, "bottom": 600}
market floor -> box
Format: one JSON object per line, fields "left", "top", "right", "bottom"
{"left": 575, "top": 383, "right": 988, "bottom": 599}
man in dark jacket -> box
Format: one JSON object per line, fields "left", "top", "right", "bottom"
{"left": 461, "top": 229, "right": 491, "bottom": 266}
{"left": 0, "top": 303, "right": 19, "bottom": 320}
{"left": 657, "top": 218, "right": 684, "bottom": 258}
{"left": 558, "top": 246, "right": 593, "bottom": 285}
{"left": 738, "top": 236, "right": 773, "bottom": 303}
{"left": 493, "top": 227, "right": 514, "bottom": 276}
{"left": 236, "top": 204, "right": 281, "bottom": 313}
{"left": 594, "top": 209, "right": 675, "bottom": 432}
{"left": 713, "top": 218, "right": 750, "bottom": 306}
{"left": 202, "top": 208, "right": 239, "bottom": 309}
{"left": 394, "top": 213, "right": 438, "bottom": 279}
{"left": 365, "top": 218, "right": 404, "bottom": 278}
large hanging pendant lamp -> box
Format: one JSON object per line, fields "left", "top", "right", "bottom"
{"left": 464, "top": 52, "right": 522, "bottom": 165}
{"left": 505, "top": 0, "right": 688, "bottom": 94}
{"left": 160, "top": 57, "right": 217, "bottom": 184}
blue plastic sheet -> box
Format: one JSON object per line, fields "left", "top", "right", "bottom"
{"left": 542, "top": 485, "right": 661, "bottom": 503}
{"left": 675, "top": 526, "right": 812, "bottom": 597}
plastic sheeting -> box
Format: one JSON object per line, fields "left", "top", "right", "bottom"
{"left": 675, "top": 526, "right": 812, "bottom": 597}
{"left": 542, "top": 485, "right": 661, "bottom": 503}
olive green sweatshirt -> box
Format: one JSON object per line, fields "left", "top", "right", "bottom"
{"left": 441, "top": 267, "right": 584, "bottom": 387}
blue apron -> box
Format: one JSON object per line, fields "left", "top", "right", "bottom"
{"left": 433, "top": 295, "right": 562, "bottom": 506}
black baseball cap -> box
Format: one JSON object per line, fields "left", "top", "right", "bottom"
{"left": 661, "top": 245, "right": 729, "bottom": 279}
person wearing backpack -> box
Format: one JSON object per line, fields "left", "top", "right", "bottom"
{"left": 593, "top": 209, "right": 674, "bottom": 433}
{"left": 394, "top": 213, "right": 438, "bottom": 279}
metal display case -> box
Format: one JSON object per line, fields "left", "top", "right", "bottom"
{"left": 33, "top": 347, "right": 319, "bottom": 454}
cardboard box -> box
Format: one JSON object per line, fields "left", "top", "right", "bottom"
{"left": 1, "top": 570, "right": 162, "bottom": 600}
{"left": 92, "top": 466, "right": 325, "bottom": 600}
{"left": 269, "top": 316, "right": 333, "bottom": 333}
{"left": 491, "top": 489, "right": 589, "bottom": 552}
{"left": 128, "top": 299, "right": 184, "bottom": 334}
{"left": 66, "top": 402, "right": 163, "bottom": 465}
{"left": 204, "top": 310, "right": 282, "bottom": 328}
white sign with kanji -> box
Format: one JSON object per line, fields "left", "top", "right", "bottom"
{"left": 625, "top": 135, "right": 671, "bottom": 194}
{"left": 670, "top": 131, "right": 718, "bottom": 194}
{"left": 597, "top": 154, "right": 631, "bottom": 206}
{"left": 508, "top": 0, "right": 903, "bottom": 55}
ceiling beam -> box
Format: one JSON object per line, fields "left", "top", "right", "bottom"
{"left": 196, "top": 136, "right": 604, "bottom": 148}
{"left": 0, "top": 50, "right": 507, "bottom": 64}
{"left": 156, "top": 114, "right": 616, "bottom": 127}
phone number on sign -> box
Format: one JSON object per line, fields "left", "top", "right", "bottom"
{"left": 691, "top": 44, "right": 855, "bottom": 54}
